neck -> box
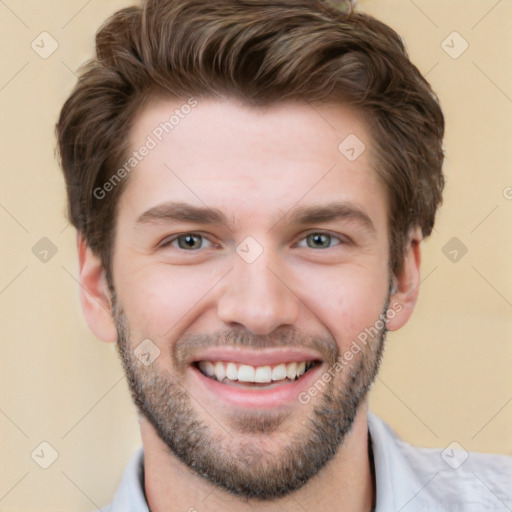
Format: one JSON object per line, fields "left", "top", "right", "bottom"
{"left": 141, "top": 405, "right": 375, "bottom": 512}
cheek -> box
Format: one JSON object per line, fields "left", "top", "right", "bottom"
{"left": 298, "top": 265, "right": 388, "bottom": 347}
{"left": 113, "top": 262, "right": 220, "bottom": 340}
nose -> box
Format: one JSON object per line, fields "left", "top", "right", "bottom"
{"left": 217, "top": 250, "right": 301, "bottom": 336}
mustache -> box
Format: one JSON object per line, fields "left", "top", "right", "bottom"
{"left": 173, "top": 326, "right": 339, "bottom": 368}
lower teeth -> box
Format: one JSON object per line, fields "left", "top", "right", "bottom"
{"left": 219, "top": 378, "right": 294, "bottom": 388}
{"left": 222, "top": 377, "right": 294, "bottom": 386}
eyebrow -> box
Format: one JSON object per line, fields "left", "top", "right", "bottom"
{"left": 136, "top": 201, "right": 376, "bottom": 234}
{"left": 137, "top": 201, "right": 229, "bottom": 227}
{"left": 279, "top": 202, "right": 376, "bottom": 234}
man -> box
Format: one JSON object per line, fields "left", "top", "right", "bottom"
{"left": 55, "top": 0, "right": 512, "bottom": 510}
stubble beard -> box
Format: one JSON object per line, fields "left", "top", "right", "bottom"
{"left": 113, "top": 300, "right": 388, "bottom": 501}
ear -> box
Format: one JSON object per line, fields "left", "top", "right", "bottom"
{"left": 386, "top": 227, "right": 422, "bottom": 331}
{"left": 77, "top": 233, "right": 117, "bottom": 343}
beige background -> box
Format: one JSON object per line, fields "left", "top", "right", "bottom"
{"left": 0, "top": 0, "right": 511, "bottom": 510}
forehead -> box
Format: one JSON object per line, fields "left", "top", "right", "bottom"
{"left": 119, "top": 97, "right": 387, "bottom": 233}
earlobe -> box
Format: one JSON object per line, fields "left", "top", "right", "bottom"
{"left": 386, "top": 227, "right": 422, "bottom": 331}
{"left": 77, "top": 234, "right": 117, "bottom": 343}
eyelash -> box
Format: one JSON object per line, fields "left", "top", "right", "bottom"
{"left": 159, "top": 231, "right": 348, "bottom": 251}
{"left": 160, "top": 232, "right": 216, "bottom": 250}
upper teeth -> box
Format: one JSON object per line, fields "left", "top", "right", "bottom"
{"left": 197, "top": 361, "right": 314, "bottom": 383}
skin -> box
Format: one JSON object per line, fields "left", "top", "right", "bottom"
{"left": 78, "top": 98, "right": 421, "bottom": 512}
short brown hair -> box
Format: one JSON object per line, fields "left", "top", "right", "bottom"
{"left": 56, "top": 0, "right": 444, "bottom": 278}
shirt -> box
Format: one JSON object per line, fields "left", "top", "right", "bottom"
{"left": 98, "top": 412, "right": 512, "bottom": 511}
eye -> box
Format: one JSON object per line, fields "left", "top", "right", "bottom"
{"left": 297, "top": 232, "right": 343, "bottom": 249}
{"left": 160, "top": 233, "right": 214, "bottom": 250}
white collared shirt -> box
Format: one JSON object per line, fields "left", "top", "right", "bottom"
{"left": 98, "top": 412, "right": 512, "bottom": 511}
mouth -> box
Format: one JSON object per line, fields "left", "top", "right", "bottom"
{"left": 193, "top": 360, "right": 321, "bottom": 388}
{"left": 188, "top": 349, "right": 325, "bottom": 408}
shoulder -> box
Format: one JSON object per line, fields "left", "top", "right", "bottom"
{"left": 396, "top": 434, "right": 512, "bottom": 510}
{"left": 367, "top": 411, "right": 512, "bottom": 512}
{"left": 92, "top": 447, "right": 148, "bottom": 512}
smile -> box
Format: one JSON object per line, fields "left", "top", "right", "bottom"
{"left": 195, "top": 360, "right": 320, "bottom": 387}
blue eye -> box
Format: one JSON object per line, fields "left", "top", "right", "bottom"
{"left": 298, "top": 232, "right": 342, "bottom": 249}
{"left": 162, "top": 233, "right": 213, "bottom": 250}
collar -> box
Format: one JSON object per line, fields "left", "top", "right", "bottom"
{"left": 367, "top": 411, "right": 437, "bottom": 511}
{"left": 106, "top": 445, "right": 149, "bottom": 512}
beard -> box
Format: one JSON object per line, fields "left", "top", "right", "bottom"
{"left": 113, "top": 297, "right": 389, "bottom": 501}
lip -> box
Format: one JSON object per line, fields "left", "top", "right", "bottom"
{"left": 190, "top": 360, "right": 326, "bottom": 409}
{"left": 189, "top": 347, "right": 324, "bottom": 366}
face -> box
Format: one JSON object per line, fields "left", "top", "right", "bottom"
{"left": 88, "top": 98, "right": 415, "bottom": 499}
